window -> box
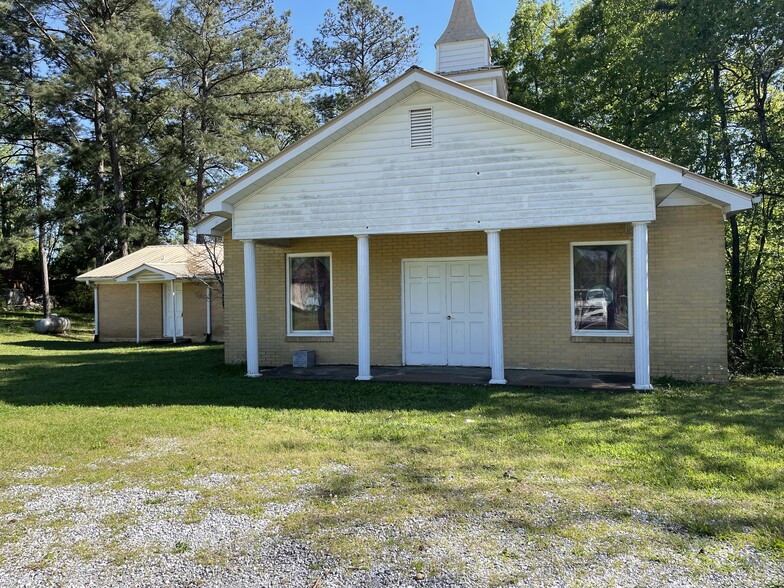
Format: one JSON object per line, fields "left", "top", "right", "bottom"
{"left": 571, "top": 242, "right": 631, "bottom": 336}
{"left": 287, "top": 254, "right": 332, "bottom": 336}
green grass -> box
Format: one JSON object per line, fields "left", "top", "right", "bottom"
{"left": 1, "top": 308, "right": 783, "bottom": 572}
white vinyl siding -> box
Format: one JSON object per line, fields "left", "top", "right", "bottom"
{"left": 437, "top": 39, "right": 490, "bottom": 72}
{"left": 233, "top": 92, "right": 655, "bottom": 240}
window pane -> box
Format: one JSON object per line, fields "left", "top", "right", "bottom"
{"left": 573, "top": 245, "right": 629, "bottom": 332}
{"left": 289, "top": 256, "right": 331, "bottom": 333}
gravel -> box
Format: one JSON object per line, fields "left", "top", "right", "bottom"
{"left": 0, "top": 471, "right": 781, "bottom": 587}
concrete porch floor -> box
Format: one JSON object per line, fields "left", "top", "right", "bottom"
{"left": 261, "top": 365, "right": 634, "bottom": 390}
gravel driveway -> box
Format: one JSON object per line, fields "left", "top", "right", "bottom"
{"left": 1, "top": 467, "right": 781, "bottom": 587}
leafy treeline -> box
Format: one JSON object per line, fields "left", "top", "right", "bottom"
{"left": 496, "top": 0, "right": 783, "bottom": 372}
{"left": 0, "top": 0, "right": 418, "bottom": 311}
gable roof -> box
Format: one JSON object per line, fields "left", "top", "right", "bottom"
{"left": 436, "top": 0, "right": 489, "bottom": 45}
{"left": 201, "top": 68, "right": 751, "bottom": 227}
{"left": 76, "top": 245, "right": 223, "bottom": 283}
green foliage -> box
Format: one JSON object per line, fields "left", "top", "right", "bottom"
{"left": 295, "top": 0, "right": 419, "bottom": 121}
{"left": 60, "top": 282, "right": 94, "bottom": 313}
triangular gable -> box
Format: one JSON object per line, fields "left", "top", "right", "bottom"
{"left": 116, "top": 265, "right": 178, "bottom": 282}
{"left": 232, "top": 90, "right": 660, "bottom": 240}
{"left": 203, "top": 68, "right": 751, "bottom": 232}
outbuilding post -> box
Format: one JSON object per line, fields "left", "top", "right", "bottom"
{"left": 93, "top": 283, "right": 99, "bottom": 342}
{"left": 206, "top": 285, "right": 212, "bottom": 342}
{"left": 170, "top": 279, "right": 177, "bottom": 344}
{"left": 135, "top": 281, "right": 141, "bottom": 344}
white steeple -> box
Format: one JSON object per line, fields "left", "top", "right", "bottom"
{"left": 435, "top": 0, "right": 507, "bottom": 99}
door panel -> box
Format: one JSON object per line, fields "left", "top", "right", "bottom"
{"left": 404, "top": 259, "right": 489, "bottom": 367}
{"left": 446, "top": 261, "right": 489, "bottom": 366}
{"left": 163, "top": 282, "right": 184, "bottom": 337}
{"left": 404, "top": 262, "right": 447, "bottom": 365}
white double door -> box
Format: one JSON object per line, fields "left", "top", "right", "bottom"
{"left": 163, "top": 282, "right": 184, "bottom": 337}
{"left": 404, "top": 258, "right": 490, "bottom": 367}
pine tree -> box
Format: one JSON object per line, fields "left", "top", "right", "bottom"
{"left": 295, "top": 0, "right": 419, "bottom": 121}
{"left": 167, "top": 0, "right": 315, "bottom": 242}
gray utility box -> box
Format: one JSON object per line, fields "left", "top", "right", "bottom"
{"left": 292, "top": 350, "right": 316, "bottom": 368}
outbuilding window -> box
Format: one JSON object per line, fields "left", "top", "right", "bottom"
{"left": 571, "top": 242, "right": 631, "bottom": 336}
{"left": 287, "top": 253, "right": 333, "bottom": 336}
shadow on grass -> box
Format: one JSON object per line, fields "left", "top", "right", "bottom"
{"left": 0, "top": 335, "right": 781, "bottom": 440}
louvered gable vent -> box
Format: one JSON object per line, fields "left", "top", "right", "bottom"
{"left": 410, "top": 108, "right": 433, "bottom": 148}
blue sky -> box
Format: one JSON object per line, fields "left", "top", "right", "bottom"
{"left": 276, "top": 1, "right": 522, "bottom": 71}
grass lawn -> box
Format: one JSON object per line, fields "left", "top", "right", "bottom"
{"left": 0, "top": 309, "right": 782, "bottom": 585}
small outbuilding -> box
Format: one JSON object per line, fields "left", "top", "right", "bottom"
{"left": 76, "top": 245, "right": 224, "bottom": 343}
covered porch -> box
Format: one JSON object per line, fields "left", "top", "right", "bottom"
{"left": 237, "top": 223, "right": 653, "bottom": 390}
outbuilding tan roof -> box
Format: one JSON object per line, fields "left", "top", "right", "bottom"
{"left": 436, "top": 0, "right": 489, "bottom": 45}
{"left": 76, "top": 244, "right": 223, "bottom": 282}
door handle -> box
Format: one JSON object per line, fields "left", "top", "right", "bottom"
{"left": 446, "top": 315, "right": 452, "bottom": 320}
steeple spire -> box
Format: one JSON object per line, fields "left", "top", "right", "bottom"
{"left": 434, "top": 0, "right": 508, "bottom": 100}
{"left": 436, "top": 0, "right": 488, "bottom": 45}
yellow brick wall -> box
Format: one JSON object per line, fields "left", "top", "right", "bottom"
{"left": 649, "top": 206, "right": 728, "bottom": 381}
{"left": 223, "top": 205, "right": 728, "bottom": 382}
{"left": 97, "top": 283, "right": 162, "bottom": 341}
{"left": 181, "top": 281, "right": 225, "bottom": 342}
{"left": 223, "top": 237, "right": 245, "bottom": 363}
{"left": 97, "top": 281, "right": 226, "bottom": 343}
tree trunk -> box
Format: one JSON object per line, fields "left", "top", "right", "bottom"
{"left": 105, "top": 74, "right": 129, "bottom": 257}
{"left": 30, "top": 102, "right": 50, "bottom": 319}
{"left": 93, "top": 87, "right": 108, "bottom": 267}
{"left": 712, "top": 63, "right": 743, "bottom": 353}
{"left": 194, "top": 152, "right": 206, "bottom": 245}
{"left": 0, "top": 172, "right": 9, "bottom": 239}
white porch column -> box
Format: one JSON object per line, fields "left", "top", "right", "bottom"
{"left": 243, "top": 240, "right": 260, "bottom": 377}
{"left": 93, "top": 284, "right": 99, "bottom": 342}
{"left": 355, "top": 234, "right": 372, "bottom": 381}
{"left": 135, "top": 282, "right": 141, "bottom": 344}
{"left": 486, "top": 230, "right": 507, "bottom": 385}
{"left": 206, "top": 285, "right": 212, "bottom": 339}
{"left": 633, "top": 222, "right": 653, "bottom": 390}
{"left": 170, "top": 279, "right": 177, "bottom": 344}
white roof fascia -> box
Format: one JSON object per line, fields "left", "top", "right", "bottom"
{"left": 115, "top": 265, "right": 178, "bottom": 283}
{"left": 204, "top": 68, "right": 751, "bottom": 216}
{"left": 680, "top": 174, "right": 752, "bottom": 214}
{"left": 196, "top": 215, "right": 232, "bottom": 237}
{"left": 76, "top": 277, "right": 115, "bottom": 284}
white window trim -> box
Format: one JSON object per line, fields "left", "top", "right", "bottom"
{"left": 286, "top": 252, "right": 334, "bottom": 337}
{"left": 570, "top": 240, "right": 633, "bottom": 338}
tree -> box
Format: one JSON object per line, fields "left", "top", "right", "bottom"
{"left": 295, "top": 0, "right": 419, "bottom": 121}
{"left": 494, "top": 0, "right": 563, "bottom": 112}
{"left": 167, "top": 0, "right": 315, "bottom": 242}
{"left": 0, "top": 2, "right": 61, "bottom": 317}
{"left": 15, "top": 0, "right": 168, "bottom": 259}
